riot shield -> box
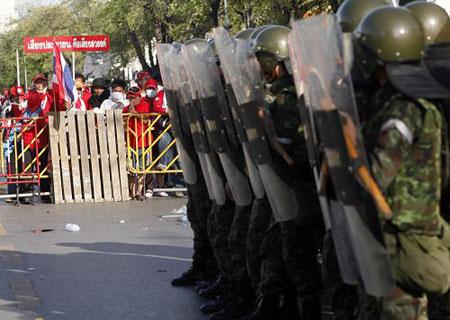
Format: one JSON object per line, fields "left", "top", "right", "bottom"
{"left": 156, "top": 43, "right": 198, "bottom": 185}
{"left": 214, "top": 26, "right": 299, "bottom": 222}
{"left": 288, "top": 32, "right": 359, "bottom": 285}
{"left": 213, "top": 27, "right": 266, "bottom": 200}
{"left": 182, "top": 43, "right": 253, "bottom": 207}
{"left": 291, "top": 14, "right": 394, "bottom": 297}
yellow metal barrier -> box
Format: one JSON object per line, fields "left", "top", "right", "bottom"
{"left": 0, "top": 116, "right": 50, "bottom": 180}
{"left": 123, "top": 113, "right": 183, "bottom": 175}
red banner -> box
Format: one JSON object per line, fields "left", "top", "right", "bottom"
{"left": 24, "top": 35, "right": 110, "bottom": 54}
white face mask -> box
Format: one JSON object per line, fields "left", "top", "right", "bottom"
{"left": 36, "top": 87, "right": 47, "bottom": 94}
{"left": 111, "top": 91, "right": 125, "bottom": 102}
{"left": 146, "top": 89, "right": 157, "bottom": 99}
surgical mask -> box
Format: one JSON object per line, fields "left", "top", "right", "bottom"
{"left": 146, "top": 89, "right": 157, "bottom": 99}
{"left": 111, "top": 91, "right": 125, "bottom": 102}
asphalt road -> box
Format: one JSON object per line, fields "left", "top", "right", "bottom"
{"left": 0, "top": 198, "right": 209, "bottom": 320}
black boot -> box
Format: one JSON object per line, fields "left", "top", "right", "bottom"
{"left": 249, "top": 297, "right": 281, "bottom": 320}
{"left": 200, "top": 292, "right": 230, "bottom": 314}
{"left": 171, "top": 267, "right": 203, "bottom": 286}
{"left": 199, "top": 275, "right": 225, "bottom": 299}
{"left": 195, "top": 279, "right": 215, "bottom": 293}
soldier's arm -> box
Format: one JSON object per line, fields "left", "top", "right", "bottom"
{"left": 370, "top": 99, "right": 423, "bottom": 191}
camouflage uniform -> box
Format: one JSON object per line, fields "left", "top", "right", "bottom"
{"left": 257, "top": 75, "right": 323, "bottom": 306}
{"left": 246, "top": 196, "right": 273, "bottom": 292}
{"left": 364, "top": 85, "right": 443, "bottom": 320}
{"left": 212, "top": 198, "right": 235, "bottom": 283}
{"left": 187, "top": 169, "right": 218, "bottom": 279}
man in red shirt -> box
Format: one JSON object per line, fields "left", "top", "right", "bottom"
{"left": 22, "top": 74, "right": 59, "bottom": 203}
{"left": 124, "top": 87, "right": 152, "bottom": 200}
{"left": 74, "top": 73, "right": 92, "bottom": 111}
{"left": 3, "top": 86, "right": 26, "bottom": 202}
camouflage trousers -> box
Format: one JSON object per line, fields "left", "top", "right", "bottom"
{"left": 246, "top": 197, "right": 273, "bottom": 292}
{"left": 187, "top": 182, "right": 217, "bottom": 279}
{"left": 229, "top": 204, "right": 254, "bottom": 300}
{"left": 258, "top": 220, "right": 322, "bottom": 300}
{"left": 210, "top": 199, "right": 235, "bottom": 281}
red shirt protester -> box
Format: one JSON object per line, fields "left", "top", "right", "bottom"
{"left": 124, "top": 87, "right": 152, "bottom": 148}
{"left": 22, "top": 74, "right": 58, "bottom": 150}
{"left": 9, "top": 86, "right": 26, "bottom": 118}
{"left": 144, "top": 79, "right": 166, "bottom": 114}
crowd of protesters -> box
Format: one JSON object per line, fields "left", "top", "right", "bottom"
{"left": 0, "top": 71, "right": 185, "bottom": 204}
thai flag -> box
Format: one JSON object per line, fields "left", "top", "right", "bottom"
{"left": 52, "top": 42, "right": 75, "bottom": 102}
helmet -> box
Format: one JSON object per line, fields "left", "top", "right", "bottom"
{"left": 356, "top": 6, "right": 425, "bottom": 62}
{"left": 429, "top": 0, "right": 450, "bottom": 17}
{"left": 337, "top": 0, "right": 388, "bottom": 32}
{"left": 184, "top": 38, "right": 208, "bottom": 53}
{"left": 405, "top": 1, "right": 450, "bottom": 44}
{"left": 254, "top": 25, "right": 291, "bottom": 73}
{"left": 234, "top": 28, "right": 255, "bottom": 40}
{"left": 249, "top": 25, "right": 273, "bottom": 40}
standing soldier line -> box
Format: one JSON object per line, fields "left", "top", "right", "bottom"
{"left": 161, "top": 0, "right": 450, "bottom": 319}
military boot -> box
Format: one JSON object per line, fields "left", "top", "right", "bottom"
{"left": 200, "top": 290, "right": 230, "bottom": 314}
{"left": 209, "top": 301, "right": 253, "bottom": 320}
{"left": 199, "top": 275, "right": 225, "bottom": 299}
{"left": 195, "top": 279, "right": 215, "bottom": 293}
{"left": 248, "top": 296, "right": 280, "bottom": 320}
{"left": 171, "top": 267, "right": 203, "bottom": 286}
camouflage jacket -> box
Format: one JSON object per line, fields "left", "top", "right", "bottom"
{"left": 265, "top": 75, "right": 317, "bottom": 192}
{"left": 365, "top": 86, "right": 442, "bottom": 236}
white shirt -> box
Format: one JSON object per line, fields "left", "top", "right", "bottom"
{"left": 95, "top": 98, "right": 130, "bottom": 113}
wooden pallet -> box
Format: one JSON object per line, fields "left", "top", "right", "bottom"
{"left": 48, "top": 110, "right": 129, "bottom": 204}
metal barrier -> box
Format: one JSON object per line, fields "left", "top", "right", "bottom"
{"left": 0, "top": 116, "right": 50, "bottom": 200}
{"left": 124, "top": 113, "right": 182, "bottom": 175}
{"left": 0, "top": 112, "right": 185, "bottom": 203}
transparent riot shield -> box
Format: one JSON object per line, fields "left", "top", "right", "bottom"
{"left": 182, "top": 44, "right": 253, "bottom": 207}
{"left": 291, "top": 14, "right": 394, "bottom": 297}
{"left": 214, "top": 26, "right": 299, "bottom": 222}
{"left": 164, "top": 44, "right": 216, "bottom": 201}
{"left": 156, "top": 43, "right": 198, "bottom": 185}
{"left": 213, "top": 27, "right": 266, "bottom": 200}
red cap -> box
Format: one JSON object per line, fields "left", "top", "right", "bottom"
{"left": 10, "top": 86, "right": 25, "bottom": 97}
{"left": 145, "top": 79, "right": 157, "bottom": 89}
{"left": 127, "top": 86, "right": 142, "bottom": 98}
{"left": 32, "top": 74, "right": 47, "bottom": 83}
{"left": 136, "top": 72, "right": 151, "bottom": 81}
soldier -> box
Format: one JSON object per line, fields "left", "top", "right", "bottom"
{"left": 157, "top": 43, "right": 218, "bottom": 288}
{"left": 355, "top": 6, "right": 450, "bottom": 319}
{"left": 248, "top": 25, "right": 324, "bottom": 320}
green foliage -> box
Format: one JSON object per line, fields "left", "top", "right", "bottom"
{"left": 0, "top": 0, "right": 336, "bottom": 88}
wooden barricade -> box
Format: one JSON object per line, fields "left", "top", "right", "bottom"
{"left": 48, "top": 110, "right": 129, "bottom": 204}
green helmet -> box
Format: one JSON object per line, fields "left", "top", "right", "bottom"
{"left": 405, "top": 1, "right": 450, "bottom": 44}
{"left": 254, "top": 25, "right": 291, "bottom": 73}
{"left": 336, "top": 0, "right": 388, "bottom": 32}
{"left": 234, "top": 28, "right": 255, "bottom": 40}
{"left": 250, "top": 25, "right": 273, "bottom": 40}
{"left": 355, "top": 6, "right": 425, "bottom": 62}
{"left": 185, "top": 38, "right": 208, "bottom": 53}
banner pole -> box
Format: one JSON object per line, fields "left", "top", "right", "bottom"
{"left": 23, "top": 55, "right": 28, "bottom": 91}
{"left": 72, "top": 51, "right": 75, "bottom": 79}
{"left": 16, "top": 49, "right": 20, "bottom": 87}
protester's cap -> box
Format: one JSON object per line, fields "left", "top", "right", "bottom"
{"left": 10, "top": 86, "right": 25, "bottom": 97}
{"left": 136, "top": 72, "right": 151, "bottom": 81}
{"left": 127, "top": 86, "right": 141, "bottom": 98}
{"left": 111, "top": 79, "right": 127, "bottom": 90}
{"left": 145, "top": 78, "right": 158, "bottom": 89}
{"left": 32, "top": 74, "right": 47, "bottom": 83}
{"left": 92, "top": 78, "right": 109, "bottom": 89}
